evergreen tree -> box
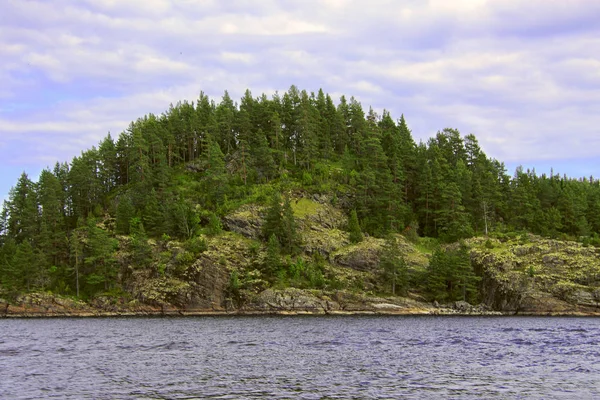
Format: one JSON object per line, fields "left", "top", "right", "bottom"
{"left": 69, "top": 222, "right": 86, "bottom": 297}
{"left": 379, "top": 235, "right": 408, "bottom": 295}
{"left": 142, "top": 189, "right": 165, "bottom": 237}
{"left": 13, "top": 240, "right": 39, "bottom": 291}
{"left": 69, "top": 148, "right": 102, "bottom": 218}
{"left": 203, "top": 140, "right": 228, "bottom": 206}
{"left": 262, "top": 192, "right": 298, "bottom": 254}
{"left": 84, "top": 218, "right": 118, "bottom": 292}
{"left": 348, "top": 209, "right": 363, "bottom": 244}
{"left": 6, "top": 172, "right": 39, "bottom": 244}
{"left": 425, "top": 244, "right": 479, "bottom": 303}
{"left": 98, "top": 134, "right": 118, "bottom": 196}
{"left": 116, "top": 194, "right": 135, "bottom": 235}
{"left": 37, "top": 169, "right": 68, "bottom": 270}
{"left": 262, "top": 192, "right": 284, "bottom": 242}
{"left": 130, "top": 217, "right": 152, "bottom": 267}
{"left": 265, "top": 233, "right": 281, "bottom": 276}
{"left": 215, "top": 90, "right": 237, "bottom": 154}
{"left": 0, "top": 238, "right": 17, "bottom": 291}
{"left": 280, "top": 195, "right": 299, "bottom": 254}
{"left": 250, "top": 129, "right": 276, "bottom": 182}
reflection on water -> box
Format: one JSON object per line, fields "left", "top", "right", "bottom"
{"left": 1, "top": 316, "right": 599, "bottom": 399}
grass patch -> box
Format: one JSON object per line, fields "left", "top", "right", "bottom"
{"left": 413, "top": 237, "right": 439, "bottom": 255}
{"left": 292, "top": 198, "right": 321, "bottom": 218}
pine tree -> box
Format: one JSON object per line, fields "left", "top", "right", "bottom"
{"left": 203, "top": 140, "right": 228, "bottom": 206}
{"left": 425, "top": 244, "right": 479, "bottom": 303}
{"left": 6, "top": 172, "right": 39, "bottom": 244}
{"left": 356, "top": 108, "right": 396, "bottom": 235}
{"left": 265, "top": 234, "right": 281, "bottom": 276}
{"left": 130, "top": 217, "right": 152, "bottom": 267}
{"left": 452, "top": 244, "right": 480, "bottom": 303}
{"left": 142, "top": 189, "right": 165, "bottom": 237}
{"left": 69, "top": 148, "right": 102, "bottom": 219}
{"left": 116, "top": 194, "right": 135, "bottom": 235}
{"left": 262, "top": 192, "right": 284, "bottom": 242}
{"left": 281, "top": 195, "right": 299, "bottom": 254}
{"left": 98, "top": 134, "right": 118, "bottom": 196}
{"left": 215, "top": 90, "right": 237, "bottom": 154}
{"left": 37, "top": 169, "right": 68, "bottom": 273}
{"left": 13, "top": 240, "right": 40, "bottom": 291}
{"left": 84, "top": 218, "right": 118, "bottom": 292}
{"left": 0, "top": 237, "right": 17, "bottom": 292}
{"left": 69, "top": 222, "right": 86, "bottom": 297}
{"left": 348, "top": 209, "right": 363, "bottom": 243}
{"left": 379, "top": 235, "right": 408, "bottom": 295}
{"left": 262, "top": 192, "right": 298, "bottom": 254}
{"left": 250, "top": 129, "right": 276, "bottom": 182}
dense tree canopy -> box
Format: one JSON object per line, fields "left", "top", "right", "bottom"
{"left": 1, "top": 85, "right": 599, "bottom": 299}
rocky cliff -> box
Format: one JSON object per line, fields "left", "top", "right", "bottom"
{"left": 470, "top": 235, "right": 600, "bottom": 314}
{"left": 2, "top": 197, "right": 600, "bottom": 317}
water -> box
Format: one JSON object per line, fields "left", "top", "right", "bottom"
{"left": 1, "top": 316, "right": 599, "bottom": 399}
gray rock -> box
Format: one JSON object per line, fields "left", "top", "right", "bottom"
{"left": 185, "top": 255, "right": 230, "bottom": 310}
{"left": 223, "top": 206, "right": 264, "bottom": 239}
{"left": 333, "top": 248, "right": 380, "bottom": 272}
{"left": 453, "top": 301, "right": 472, "bottom": 312}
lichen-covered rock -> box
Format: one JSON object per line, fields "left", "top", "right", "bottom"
{"left": 252, "top": 288, "right": 333, "bottom": 312}
{"left": 331, "top": 237, "right": 384, "bottom": 272}
{"left": 472, "top": 235, "right": 600, "bottom": 314}
{"left": 134, "top": 276, "right": 192, "bottom": 307}
{"left": 292, "top": 198, "right": 347, "bottom": 231}
{"left": 223, "top": 205, "right": 265, "bottom": 239}
{"left": 184, "top": 255, "right": 230, "bottom": 310}
{"left": 302, "top": 228, "right": 349, "bottom": 257}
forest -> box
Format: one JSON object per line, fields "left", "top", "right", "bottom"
{"left": 1, "top": 85, "right": 600, "bottom": 302}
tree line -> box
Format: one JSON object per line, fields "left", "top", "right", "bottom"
{"left": 1, "top": 85, "right": 599, "bottom": 298}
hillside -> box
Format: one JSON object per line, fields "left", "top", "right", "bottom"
{"left": 3, "top": 194, "right": 600, "bottom": 317}
{"left": 2, "top": 86, "right": 600, "bottom": 316}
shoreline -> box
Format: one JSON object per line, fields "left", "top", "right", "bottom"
{"left": 2, "top": 308, "right": 600, "bottom": 318}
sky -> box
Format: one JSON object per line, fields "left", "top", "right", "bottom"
{"left": 2, "top": 0, "right": 600, "bottom": 204}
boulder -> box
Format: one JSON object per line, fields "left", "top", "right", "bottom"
{"left": 331, "top": 237, "right": 384, "bottom": 272}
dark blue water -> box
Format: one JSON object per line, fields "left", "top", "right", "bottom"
{"left": 0, "top": 316, "right": 599, "bottom": 399}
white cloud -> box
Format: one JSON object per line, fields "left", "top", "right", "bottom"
{"left": 1, "top": 0, "right": 600, "bottom": 198}
{"left": 220, "top": 52, "right": 256, "bottom": 64}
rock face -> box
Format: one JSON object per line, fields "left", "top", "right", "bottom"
{"left": 252, "top": 288, "right": 334, "bottom": 313}
{"left": 223, "top": 205, "right": 264, "bottom": 239}
{"left": 331, "top": 237, "right": 384, "bottom": 272}
{"left": 471, "top": 236, "right": 600, "bottom": 314}
{"left": 5, "top": 195, "right": 600, "bottom": 317}
{"left": 243, "top": 288, "right": 435, "bottom": 314}
{"left": 184, "top": 255, "right": 230, "bottom": 310}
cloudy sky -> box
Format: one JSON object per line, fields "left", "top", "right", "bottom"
{"left": 2, "top": 0, "right": 600, "bottom": 202}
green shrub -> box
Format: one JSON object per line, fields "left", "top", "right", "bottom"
{"left": 302, "top": 172, "right": 313, "bottom": 186}
{"left": 175, "top": 250, "right": 195, "bottom": 266}
{"left": 185, "top": 237, "right": 208, "bottom": 255}
{"left": 206, "top": 213, "right": 222, "bottom": 236}
{"left": 403, "top": 221, "right": 420, "bottom": 243}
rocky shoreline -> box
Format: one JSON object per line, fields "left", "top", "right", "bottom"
{"left": 3, "top": 293, "right": 599, "bottom": 318}
{"left": 4, "top": 309, "right": 600, "bottom": 318}
{"left": 4, "top": 233, "right": 600, "bottom": 319}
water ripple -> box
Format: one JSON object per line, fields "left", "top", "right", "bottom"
{"left": 1, "top": 316, "right": 599, "bottom": 399}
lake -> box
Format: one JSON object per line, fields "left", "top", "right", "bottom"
{"left": 1, "top": 316, "right": 598, "bottom": 399}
